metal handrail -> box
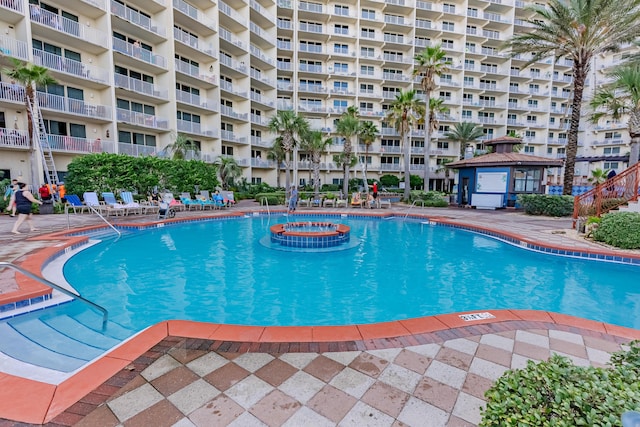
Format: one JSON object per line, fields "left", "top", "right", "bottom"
{"left": 87, "top": 205, "right": 121, "bottom": 237}
{"left": 0, "top": 262, "right": 108, "bottom": 330}
{"left": 404, "top": 199, "right": 426, "bottom": 219}
{"left": 260, "top": 196, "right": 270, "bottom": 216}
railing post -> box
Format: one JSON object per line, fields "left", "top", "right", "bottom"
{"left": 595, "top": 184, "right": 602, "bottom": 217}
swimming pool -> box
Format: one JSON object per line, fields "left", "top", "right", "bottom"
{"left": 60, "top": 215, "right": 640, "bottom": 331}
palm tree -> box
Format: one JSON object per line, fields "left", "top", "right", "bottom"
{"left": 3, "top": 59, "right": 56, "bottom": 186}
{"left": 267, "top": 110, "right": 309, "bottom": 192}
{"left": 414, "top": 44, "right": 451, "bottom": 192}
{"left": 359, "top": 120, "right": 378, "bottom": 194}
{"left": 590, "top": 64, "right": 640, "bottom": 166}
{"left": 335, "top": 109, "right": 360, "bottom": 198}
{"left": 300, "top": 130, "right": 332, "bottom": 197}
{"left": 165, "top": 132, "right": 199, "bottom": 160}
{"left": 587, "top": 168, "right": 610, "bottom": 185}
{"left": 503, "top": 0, "right": 640, "bottom": 195}
{"left": 386, "top": 90, "right": 425, "bottom": 201}
{"left": 267, "top": 138, "right": 285, "bottom": 188}
{"left": 444, "top": 122, "right": 484, "bottom": 158}
{"left": 214, "top": 156, "right": 242, "bottom": 190}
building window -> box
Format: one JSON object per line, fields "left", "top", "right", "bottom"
{"left": 513, "top": 168, "right": 541, "bottom": 192}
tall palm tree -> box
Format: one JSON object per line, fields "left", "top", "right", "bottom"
{"left": 590, "top": 64, "right": 640, "bottom": 166}
{"left": 503, "top": 0, "right": 640, "bottom": 195}
{"left": 386, "top": 90, "right": 425, "bottom": 201}
{"left": 359, "top": 120, "right": 378, "bottom": 194}
{"left": 165, "top": 132, "right": 199, "bottom": 160}
{"left": 4, "top": 59, "right": 56, "bottom": 186}
{"left": 300, "top": 130, "right": 332, "bottom": 197}
{"left": 267, "top": 137, "right": 285, "bottom": 188}
{"left": 267, "top": 110, "right": 309, "bottom": 192}
{"left": 444, "top": 122, "right": 484, "bottom": 158}
{"left": 214, "top": 156, "right": 242, "bottom": 190}
{"left": 587, "top": 168, "right": 610, "bottom": 185}
{"left": 335, "top": 108, "right": 360, "bottom": 198}
{"left": 414, "top": 45, "right": 451, "bottom": 192}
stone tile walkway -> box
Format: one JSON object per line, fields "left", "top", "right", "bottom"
{"left": 66, "top": 322, "right": 628, "bottom": 427}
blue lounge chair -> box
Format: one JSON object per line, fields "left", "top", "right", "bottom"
{"left": 120, "top": 191, "right": 144, "bottom": 215}
{"left": 64, "top": 194, "right": 90, "bottom": 214}
{"left": 101, "top": 192, "right": 128, "bottom": 216}
{"left": 180, "top": 192, "right": 203, "bottom": 210}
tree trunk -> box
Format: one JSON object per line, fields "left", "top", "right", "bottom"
{"left": 284, "top": 152, "right": 291, "bottom": 196}
{"left": 342, "top": 138, "right": 351, "bottom": 198}
{"left": 423, "top": 91, "right": 432, "bottom": 192}
{"left": 563, "top": 63, "right": 588, "bottom": 196}
{"left": 403, "top": 129, "right": 411, "bottom": 201}
{"left": 362, "top": 146, "right": 369, "bottom": 194}
{"left": 628, "top": 111, "right": 640, "bottom": 166}
{"left": 630, "top": 136, "right": 640, "bottom": 166}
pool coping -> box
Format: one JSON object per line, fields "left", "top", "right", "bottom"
{"left": 2, "top": 210, "right": 640, "bottom": 424}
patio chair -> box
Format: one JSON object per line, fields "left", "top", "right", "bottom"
{"left": 64, "top": 194, "right": 90, "bottom": 214}
{"left": 323, "top": 197, "right": 336, "bottom": 208}
{"left": 377, "top": 198, "right": 391, "bottom": 209}
{"left": 350, "top": 193, "right": 364, "bottom": 208}
{"left": 180, "top": 192, "right": 203, "bottom": 210}
{"left": 83, "top": 192, "right": 116, "bottom": 216}
{"left": 163, "top": 193, "right": 185, "bottom": 211}
{"left": 298, "top": 197, "right": 310, "bottom": 208}
{"left": 120, "top": 191, "right": 144, "bottom": 215}
{"left": 335, "top": 197, "right": 348, "bottom": 208}
{"left": 222, "top": 191, "right": 236, "bottom": 207}
{"left": 101, "top": 192, "right": 129, "bottom": 216}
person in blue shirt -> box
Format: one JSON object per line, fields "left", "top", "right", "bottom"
{"left": 4, "top": 179, "right": 17, "bottom": 217}
{"left": 288, "top": 186, "right": 298, "bottom": 213}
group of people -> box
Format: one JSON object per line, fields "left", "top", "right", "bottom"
{"left": 4, "top": 179, "right": 43, "bottom": 234}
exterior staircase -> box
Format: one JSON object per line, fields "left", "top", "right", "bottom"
{"left": 26, "top": 94, "right": 59, "bottom": 191}
{"left": 573, "top": 162, "right": 640, "bottom": 228}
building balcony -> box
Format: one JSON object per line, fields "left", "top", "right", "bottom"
{"left": 1, "top": 0, "right": 25, "bottom": 24}
{"left": 113, "top": 37, "right": 167, "bottom": 70}
{"left": 177, "top": 119, "right": 215, "bottom": 137}
{"left": 173, "top": 27, "right": 217, "bottom": 60}
{"left": 220, "top": 105, "right": 248, "bottom": 121}
{"left": 30, "top": 6, "right": 108, "bottom": 51}
{"left": 251, "top": 113, "right": 269, "bottom": 126}
{"left": 250, "top": 0, "right": 275, "bottom": 24}
{"left": 118, "top": 142, "right": 156, "bottom": 157}
{"left": 250, "top": 92, "right": 275, "bottom": 108}
{"left": 175, "top": 59, "right": 218, "bottom": 86}
{"left": 250, "top": 69, "right": 275, "bottom": 88}
{"left": 250, "top": 44, "right": 275, "bottom": 68}
{"left": 219, "top": 55, "right": 248, "bottom": 74}
{"left": 219, "top": 27, "right": 246, "bottom": 52}
{"left": 0, "top": 128, "right": 28, "bottom": 150}
{"left": 37, "top": 92, "right": 112, "bottom": 121}
{"left": 220, "top": 80, "right": 248, "bottom": 98}
{"left": 0, "top": 35, "right": 29, "bottom": 62}
{"left": 45, "top": 134, "right": 115, "bottom": 154}
{"left": 172, "top": 0, "right": 217, "bottom": 34}
{"left": 175, "top": 90, "right": 218, "bottom": 112}
{"left": 219, "top": 1, "right": 248, "bottom": 28}
{"left": 110, "top": 0, "right": 165, "bottom": 39}
{"left": 116, "top": 108, "right": 169, "bottom": 129}
{"left": 220, "top": 129, "right": 248, "bottom": 144}
{"left": 34, "top": 49, "right": 109, "bottom": 86}
{"left": 251, "top": 136, "right": 274, "bottom": 148}
{"left": 114, "top": 74, "right": 167, "bottom": 100}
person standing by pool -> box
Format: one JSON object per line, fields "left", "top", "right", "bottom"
{"left": 11, "top": 182, "right": 42, "bottom": 234}
{"left": 372, "top": 181, "right": 378, "bottom": 201}
{"left": 288, "top": 185, "right": 298, "bottom": 213}
{"left": 4, "top": 178, "right": 18, "bottom": 217}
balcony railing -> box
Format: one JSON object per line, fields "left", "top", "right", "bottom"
{"left": 219, "top": 55, "right": 248, "bottom": 73}
{"left": 118, "top": 142, "right": 156, "bottom": 157}
{"left": 250, "top": 45, "right": 275, "bottom": 67}
{"left": 116, "top": 108, "right": 169, "bottom": 129}
{"left": 1, "top": 0, "right": 24, "bottom": 13}
{"left": 173, "top": 27, "right": 216, "bottom": 58}
{"left": 112, "top": 37, "right": 166, "bottom": 68}
{"left": 44, "top": 134, "right": 115, "bottom": 153}
{"left": 175, "top": 90, "right": 217, "bottom": 110}
{"left": 0, "top": 128, "right": 28, "bottom": 149}
{"left": 221, "top": 129, "right": 247, "bottom": 143}
{"left": 220, "top": 105, "right": 248, "bottom": 120}
{"left": 37, "top": 92, "right": 112, "bottom": 120}
{"left": 219, "top": 1, "right": 247, "bottom": 27}
{"left": 30, "top": 6, "right": 107, "bottom": 47}
{"left": 0, "top": 35, "right": 29, "bottom": 61}
{"left": 114, "top": 74, "right": 167, "bottom": 99}
{"left": 177, "top": 119, "right": 214, "bottom": 136}
{"left": 220, "top": 80, "right": 248, "bottom": 97}
{"left": 110, "top": 0, "right": 165, "bottom": 37}
{"left": 34, "top": 49, "right": 109, "bottom": 84}
{"left": 173, "top": 0, "right": 217, "bottom": 30}
{"left": 250, "top": 0, "right": 275, "bottom": 22}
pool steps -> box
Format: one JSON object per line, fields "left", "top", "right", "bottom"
{"left": 0, "top": 308, "right": 135, "bottom": 374}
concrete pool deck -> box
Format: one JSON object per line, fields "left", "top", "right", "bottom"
{"left": 1, "top": 202, "right": 639, "bottom": 426}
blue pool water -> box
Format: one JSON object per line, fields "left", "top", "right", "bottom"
{"left": 59, "top": 216, "right": 640, "bottom": 331}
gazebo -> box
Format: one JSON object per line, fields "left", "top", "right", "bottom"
{"left": 447, "top": 136, "right": 564, "bottom": 208}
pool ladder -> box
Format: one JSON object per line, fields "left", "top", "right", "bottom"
{"left": 0, "top": 262, "right": 109, "bottom": 330}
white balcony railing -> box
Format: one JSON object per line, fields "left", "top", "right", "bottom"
{"left": 112, "top": 37, "right": 166, "bottom": 68}
{"left": 110, "top": 0, "right": 165, "bottom": 36}
{"left": 44, "top": 134, "right": 115, "bottom": 153}
{"left": 116, "top": 108, "right": 169, "bottom": 129}
{"left": 30, "top": 6, "right": 108, "bottom": 47}
{"left": 34, "top": 49, "right": 109, "bottom": 84}
{"left": 173, "top": 0, "right": 217, "bottom": 30}
{"left": 0, "top": 35, "right": 28, "bottom": 61}
{"left": 114, "top": 74, "right": 167, "bottom": 99}
{"left": 0, "top": 128, "right": 29, "bottom": 149}
{"left": 37, "top": 92, "right": 112, "bottom": 120}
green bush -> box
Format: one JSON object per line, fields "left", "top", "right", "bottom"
{"left": 592, "top": 212, "right": 640, "bottom": 249}
{"left": 255, "top": 192, "right": 285, "bottom": 206}
{"left": 517, "top": 194, "right": 574, "bottom": 216}
{"left": 380, "top": 174, "right": 400, "bottom": 188}
{"left": 481, "top": 341, "right": 640, "bottom": 426}
{"left": 410, "top": 191, "right": 449, "bottom": 207}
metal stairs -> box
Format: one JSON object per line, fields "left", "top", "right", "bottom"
{"left": 26, "top": 94, "right": 59, "bottom": 191}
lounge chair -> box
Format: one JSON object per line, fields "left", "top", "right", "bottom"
{"left": 83, "top": 192, "right": 116, "bottom": 216}
{"left": 180, "top": 192, "right": 203, "bottom": 210}
{"left": 102, "top": 192, "right": 129, "bottom": 215}
{"left": 120, "top": 191, "right": 144, "bottom": 215}
{"left": 222, "top": 191, "right": 236, "bottom": 207}
{"left": 323, "top": 197, "right": 336, "bottom": 208}
{"left": 194, "top": 193, "right": 215, "bottom": 209}
{"left": 378, "top": 198, "right": 391, "bottom": 209}
{"left": 298, "top": 197, "right": 310, "bottom": 208}
{"left": 64, "top": 194, "right": 90, "bottom": 214}
{"left": 336, "top": 197, "right": 348, "bottom": 208}
{"left": 163, "top": 193, "right": 185, "bottom": 211}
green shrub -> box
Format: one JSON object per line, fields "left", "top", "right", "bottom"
{"left": 380, "top": 174, "right": 400, "bottom": 188}
{"left": 321, "top": 184, "right": 340, "bottom": 192}
{"left": 481, "top": 341, "right": 640, "bottom": 426}
{"left": 409, "top": 191, "right": 449, "bottom": 207}
{"left": 517, "top": 194, "right": 574, "bottom": 216}
{"left": 592, "top": 212, "right": 640, "bottom": 249}
{"left": 255, "top": 192, "right": 285, "bottom": 206}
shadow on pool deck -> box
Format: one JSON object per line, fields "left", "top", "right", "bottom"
{"left": 1, "top": 203, "right": 639, "bottom": 426}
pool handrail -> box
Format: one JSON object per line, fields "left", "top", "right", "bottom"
{"left": 404, "top": 199, "right": 426, "bottom": 219}
{"left": 0, "top": 261, "right": 109, "bottom": 330}
{"left": 260, "top": 196, "right": 270, "bottom": 216}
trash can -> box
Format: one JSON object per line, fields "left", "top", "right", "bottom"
{"left": 40, "top": 199, "right": 54, "bottom": 215}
